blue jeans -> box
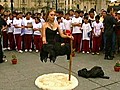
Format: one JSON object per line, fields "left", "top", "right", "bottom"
{"left": 112, "top": 32, "right": 116, "bottom": 53}
{"left": 104, "top": 32, "right": 116, "bottom": 54}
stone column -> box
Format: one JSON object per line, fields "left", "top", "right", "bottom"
{"left": 70, "top": 0, "right": 72, "bottom": 9}
{"left": 100, "top": 0, "right": 107, "bottom": 11}
{"left": 66, "top": 0, "right": 68, "bottom": 11}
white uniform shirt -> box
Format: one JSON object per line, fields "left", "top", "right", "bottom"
{"left": 92, "top": 21, "right": 103, "bottom": 36}
{"left": 40, "top": 18, "right": 45, "bottom": 25}
{"left": 33, "top": 22, "right": 42, "bottom": 35}
{"left": 54, "top": 16, "right": 58, "bottom": 23}
{"left": 61, "top": 17, "right": 65, "bottom": 22}
{"left": 13, "top": 18, "right": 22, "bottom": 34}
{"left": 63, "top": 19, "right": 72, "bottom": 30}
{"left": 70, "top": 15, "right": 75, "bottom": 20}
{"left": 72, "top": 17, "right": 82, "bottom": 34}
{"left": 22, "top": 18, "right": 34, "bottom": 34}
{"left": 81, "top": 23, "right": 92, "bottom": 40}
{"left": 59, "top": 22, "right": 65, "bottom": 31}
{"left": 7, "top": 19, "right": 14, "bottom": 33}
{"left": 57, "top": 22, "right": 65, "bottom": 34}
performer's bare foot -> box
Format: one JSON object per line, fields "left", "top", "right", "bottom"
{"left": 40, "top": 57, "right": 47, "bottom": 63}
{"left": 50, "top": 57, "right": 56, "bottom": 63}
{"left": 44, "top": 57, "right": 47, "bottom": 63}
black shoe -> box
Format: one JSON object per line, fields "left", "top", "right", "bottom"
{"left": 3, "top": 55, "right": 6, "bottom": 58}
{"left": 104, "top": 56, "right": 113, "bottom": 60}
{"left": 0, "top": 59, "right": 7, "bottom": 63}
{"left": 108, "top": 57, "right": 113, "bottom": 60}
{"left": 111, "top": 55, "right": 115, "bottom": 58}
{"left": 104, "top": 56, "right": 108, "bottom": 59}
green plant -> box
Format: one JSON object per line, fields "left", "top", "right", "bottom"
{"left": 115, "top": 60, "right": 120, "bottom": 67}
{"left": 12, "top": 54, "right": 17, "bottom": 60}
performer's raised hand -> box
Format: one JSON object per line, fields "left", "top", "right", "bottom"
{"left": 67, "top": 35, "right": 74, "bottom": 40}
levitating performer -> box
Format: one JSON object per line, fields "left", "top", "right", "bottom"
{"left": 40, "top": 10, "right": 73, "bottom": 63}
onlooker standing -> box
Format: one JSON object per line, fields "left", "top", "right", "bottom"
{"left": 89, "top": 10, "right": 95, "bottom": 51}
{"left": 92, "top": 15, "right": 103, "bottom": 55}
{"left": 33, "top": 17, "right": 42, "bottom": 52}
{"left": 81, "top": 16, "right": 92, "bottom": 54}
{"left": 7, "top": 14, "right": 15, "bottom": 50}
{"left": 103, "top": 8, "right": 117, "bottom": 60}
{"left": 63, "top": 13, "right": 72, "bottom": 43}
{"left": 22, "top": 12, "right": 33, "bottom": 52}
{"left": 56, "top": 17, "right": 65, "bottom": 43}
{"left": 100, "top": 10, "right": 107, "bottom": 51}
{"left": 0, "top": 5, "right": 7, "bottom": 63}
{"left": 68, "top": 9, "right": 75, "bottom": 20}
{"left": 72, "top": 10, "right": 82, "bottom": 53}
{"left": 13, "top": 12, "right": 23, "bottom": 53}
{"left": 1, "top": 14, "right": 8, "bottom": 50}
{"left": 116, "top": 10, "right": 120, "bottom": 53}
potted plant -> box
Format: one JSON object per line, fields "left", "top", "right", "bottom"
{"left": 11, "top": 54, "right": 17, "bottom": 64}
{"left": 114, "top": 60, "right": 120, "bottom": 72}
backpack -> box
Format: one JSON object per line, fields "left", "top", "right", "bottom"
{"left": 78, "top": 66, "right": 109, "bottom": 79}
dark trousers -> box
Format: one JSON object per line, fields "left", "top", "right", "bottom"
{"left": 21, "top": 35, "right": 25, "bottom": 50}
{"left": 82, "top": 40, "right": 90, "bottom": 52}
{"left": 92, "top": 36, "right": 101, "bottom": 52}
{"left": 2, "top": 31, "right": 8, "bottom": 48}
{"left": 24, "top": 34, "right": 32, "bottom": 50}
{"left": 73, "top": 33, "right": 82, "bottom": 52}
{"left": 0, "top": 38, "right": 3, "bottom": 62}
{"left": 34, "top": 35, "right": 42, "bottom": 50}
{"left": 116, "top": 35, "right": 120, "bottom": 52}
{"left": 112, "top": 32, "right": 116, "bottom": 53}
{"left": 105, "top": 34, "right": 113, "bottom": 57}
{"left": 8, "top": 33, "right": 15, "bottom": 50}
{"left": 14, "top": 34, "right": 22, "bottom": 50}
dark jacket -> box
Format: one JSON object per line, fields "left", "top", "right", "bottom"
{"left": 0, "top": 15, "right": 7, "bottom": 37}
{"left": 103, "top": 14, "right": 117, "bottom": 36}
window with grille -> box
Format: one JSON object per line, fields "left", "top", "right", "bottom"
{"left": 22, "top": 0, "right": 25, "bottom": 3}
{"left": 4, "top": 0, "right": 7, "bottom": 2}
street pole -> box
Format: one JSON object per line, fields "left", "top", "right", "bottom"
{"left": 65, "top": 0, "right": 66, "bottom": 13}
{"left": 47, "top": 0, "right": 49, "bottom": 11}
{"left": 11, "top": 0, "right": 13, "bottom": 13}
{"left": 56, "top": 0, "right": 57, "bottom": 11}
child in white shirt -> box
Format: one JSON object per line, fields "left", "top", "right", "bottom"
{"left": 7, "top": 14, "right": 15, "bottom": 50}
{"left": 72, "top": 10, "right": 82, "bottom": 52}
{"left": 92, "top": 15, "right": 103, "bottom": 55}
{"left": 56, "top": 17, "right": 65, "bottom": 43}
{"left": 63, "top": 13, "right": 72, "bottom": 43}
{"left": 33, "top": 17, "right": 42, "bottom": 52}
{"left": 63, "top": 13, "right": 72, "bottom": 35}
{"left": 13, "top": 13, "right": 23, "bottom": 53}
{"left": 81, "top": 16, "right": 92, "bottom": 54}
{"left": 22, "top": 12, "right": 34, "bottom": 52}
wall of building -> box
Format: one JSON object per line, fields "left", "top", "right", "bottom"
{"left": 0, "top": 0, "right": 119, "bottom": 13}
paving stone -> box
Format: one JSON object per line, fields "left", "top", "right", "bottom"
{"left": 0, "top": 51, "right": 120, "bottom": 90}
{"left": 105, "top": 83, "right": 120, "bottom": 90}
{"left": 92, "top": 87, "right": 109, "bottom": 90}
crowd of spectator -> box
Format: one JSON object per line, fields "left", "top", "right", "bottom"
{"left": 1, "top": 6, "right": 120, "bottom": 60}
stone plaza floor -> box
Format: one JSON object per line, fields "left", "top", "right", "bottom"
{"left": 0, "top": 50, "right": 120, "bottom": 90}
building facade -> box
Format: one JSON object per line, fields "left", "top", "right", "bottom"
{"left": 0, "top": 0, "right": 120, "bottom": 13}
